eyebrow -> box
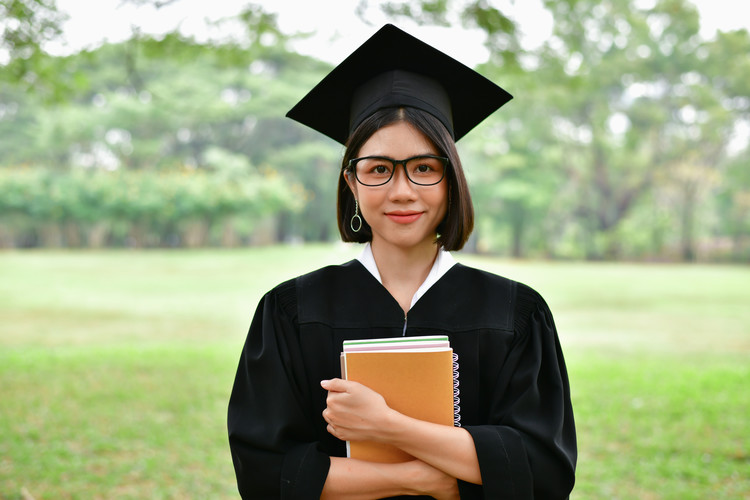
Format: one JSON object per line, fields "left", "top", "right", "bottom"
{"left": 357, "top": 153, "right": 439, "bottom": 159}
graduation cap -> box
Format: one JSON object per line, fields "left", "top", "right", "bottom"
{"left": 286, "top": 24, "right": 512, "bottom": 145}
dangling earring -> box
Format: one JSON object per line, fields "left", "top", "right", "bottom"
{"left": 350, "top": 199, "right": 363, "bottom": 233}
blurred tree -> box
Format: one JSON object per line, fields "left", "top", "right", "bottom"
{"left": 0, "top": 0, "right": 190, "bottom": 99}
{"left": 357, "top": 0, "right": 522, "bottom": 68}
{"left": 2, "top": 0, "right": 748, "bottom": 257}
{"left": 461, "top": 66, "right": 564, "bottom": 258}
{"left": 0, "top": 0, "right": 67, "bottom": 98}
{"left": 0, "top": 3, "right": 340, "bottom": 246}
{"left": 703, "top": 29, "right": 750, "bottom": 260}
{"left": 531, "top": 0, "right": 690, "bottom": 258}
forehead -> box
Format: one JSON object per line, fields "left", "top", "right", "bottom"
{"left": 358, "top": 121, "right": 437, "bottom": 157}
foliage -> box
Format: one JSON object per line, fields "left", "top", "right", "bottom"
{"left": 0, "top": 1, "right": 748, "bottom": 260}
{"left": 0, "top": 0, "right": 67, "bottom": 96}
{"left": 361, "top": 0, "right": 522, "bottom": 67}
{"left": 0, "top": 165, "right": 302, "bottom": 248}
{"left": 0, "top": 9, "right": 341, "bottom": 245}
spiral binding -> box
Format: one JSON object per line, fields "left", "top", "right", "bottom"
{"left": 452, "top": 352, "right": 461, "bottom": 427}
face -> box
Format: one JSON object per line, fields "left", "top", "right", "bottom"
{"left": 346, "top": 120, "right": 448, "bottom": 252}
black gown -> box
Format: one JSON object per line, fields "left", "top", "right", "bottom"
{"left": 227, "top": 259, "right": 577, "bottom": 499}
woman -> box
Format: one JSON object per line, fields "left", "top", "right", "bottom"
{"left": 228, "top": 24, "right": 577, "bottom": 499}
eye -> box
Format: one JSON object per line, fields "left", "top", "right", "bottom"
{"left": 409, "top": 157, "right": 442, "bottom": 175}
{"left": 356, "top": 158, "right": 393, "bottom": 179}
{"left": 364, "top": 159, "right": 393, "bottom": 176}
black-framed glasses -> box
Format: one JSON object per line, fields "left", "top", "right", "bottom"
{"left": 347, "top": 155, "right": 449, "bottom": 187}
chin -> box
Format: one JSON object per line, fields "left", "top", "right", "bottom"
{"left": 380, "top": 232, "right": 438, "bottom": 250}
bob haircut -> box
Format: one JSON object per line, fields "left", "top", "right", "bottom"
{"left": 337, "top": 106, "right": 474, "bottom": 251}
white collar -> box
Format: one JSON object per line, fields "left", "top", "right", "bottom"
{"left": 356, "top": 242, "right": 457, "bottom": 310}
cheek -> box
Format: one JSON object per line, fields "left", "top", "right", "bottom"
{"left": 431, "top": 185, "right": 449, "bottom": 217}
{"left": 356, "top": 190, "right": 383, "bottom": 217}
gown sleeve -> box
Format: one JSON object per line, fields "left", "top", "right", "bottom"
{"left": 227, "top": 279, "right": 330, "bottom": 499}
{"left": 461, "top": 283, "right": 577, "bottom": 500}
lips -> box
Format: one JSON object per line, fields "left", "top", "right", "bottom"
{"left": 385, "top": 210, "right": 424, "bottom": 224}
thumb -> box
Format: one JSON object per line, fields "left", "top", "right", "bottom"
{"left": 320, "top": 378, "right": 349, "bottom": 392}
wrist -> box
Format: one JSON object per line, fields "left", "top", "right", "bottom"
{"left": 398, "top": 460, "right": 432, "bottom": 495}
{"left": 378, "top": 407, "right": 409, "bottom": 445}
{"left": 399, "top": 459, "right": 457, "bottom": 497}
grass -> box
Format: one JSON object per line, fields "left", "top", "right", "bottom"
{"left": 1, "top": 245, "right": 748, "bottom": 499}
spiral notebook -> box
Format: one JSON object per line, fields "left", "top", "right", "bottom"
{"left": 340, "top": 335, "right": 460, "bottom": 463}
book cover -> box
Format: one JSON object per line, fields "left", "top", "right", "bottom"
{"left": 341, "top": 336, "right": 456, "bottom": 463}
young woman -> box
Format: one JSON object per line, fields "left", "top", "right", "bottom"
{"left": 228, "top": 25, "right": 577, "bottom": 499}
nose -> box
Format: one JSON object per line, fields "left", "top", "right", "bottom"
{"left": 388, "top": 163, "right": 417, "bottom": 199}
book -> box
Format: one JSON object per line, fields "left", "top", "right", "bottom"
{"left": 340, "top": 335, "right": 459, "bottom": 463}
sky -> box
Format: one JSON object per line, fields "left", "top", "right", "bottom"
{"left": 51, "top": 0, "right": 750, "bottom": 67}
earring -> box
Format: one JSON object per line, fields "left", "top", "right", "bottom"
{"left": 350, "top": 199, "right": 363, "bottom": 233}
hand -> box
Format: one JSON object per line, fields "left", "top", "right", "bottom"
{"left": 321, "top": 378, "right": 394, "bottom": 443}
{"left": 402, "top": 460, "right": 460, "bottom": 500}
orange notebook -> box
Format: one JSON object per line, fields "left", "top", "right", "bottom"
{"left": 340, "top": 336, "right": 457, "bottom": 463}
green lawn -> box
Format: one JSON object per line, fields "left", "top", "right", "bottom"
{"left": 1, "top": 246, "right": 748, "bottom": 499}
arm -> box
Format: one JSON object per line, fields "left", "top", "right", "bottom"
{"left": 385, "top": 408, "right": 481, "bottom": 484}
{"left": 321, "top": 378, "right": 480, "bottom": 484}
{"left": 321, "top": 457, "right": 459, "bottom": 500}
{"left": 460, "top": 284, "right": 577, "bottom": 499}
{"left": 228, "top": 284, "right": 330, "bottom": 499}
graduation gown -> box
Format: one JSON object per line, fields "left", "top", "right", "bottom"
{"left": 228, "top": 260, "right": 577, "bottom": 499}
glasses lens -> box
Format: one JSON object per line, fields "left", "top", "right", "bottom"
{"left": 405, "top": 156, "right": 446, "bottom": 185}
{"left": 354, "top": 157, "right": 394, "bottom": 186}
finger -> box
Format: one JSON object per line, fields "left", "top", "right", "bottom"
{"left": 326, "top": 423, "right": 339, "bottom": 438}
{"left": 320, "top": 378, "right": 350, "bottom": 393}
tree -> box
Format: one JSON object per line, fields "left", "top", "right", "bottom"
{"left": 701, "top": 29, "right": 750, "bottom": 260}
{"left": 0, "top": 6, "right": 342, "bottom": 246}
{"left": 3, "top": 0, "right": 748, "bottom": 257}
{"left": 356, "top": 0, "right": 522, "bottom": 68}
{"left": 0, "top": 0, "right": 67, "bottom": 97}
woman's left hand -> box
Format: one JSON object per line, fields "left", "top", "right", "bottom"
{"left": 321, "top": 378, "right": 395, "bottom": 443}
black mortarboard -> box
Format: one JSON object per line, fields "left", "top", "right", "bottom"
{"left": 286, "top": 24, "right": 512, "bottom": 144}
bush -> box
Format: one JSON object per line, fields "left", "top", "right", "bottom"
{"left": 0, "top": 166, "right": 302, "bottom": 248}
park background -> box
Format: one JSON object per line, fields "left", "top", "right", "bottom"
{"left": 1, "top": 0, "right": 748, "bottom": 498}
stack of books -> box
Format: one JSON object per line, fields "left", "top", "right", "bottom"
{"left": 340, "top": 335, "right": 459, "bottom": 463}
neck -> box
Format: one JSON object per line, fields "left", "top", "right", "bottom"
{"left": 370, "top": 239, "right": 439, "bottom": 314}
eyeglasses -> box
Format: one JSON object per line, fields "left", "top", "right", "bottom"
{"left": 347, "top": 155, "right": 449, "bottom": 187}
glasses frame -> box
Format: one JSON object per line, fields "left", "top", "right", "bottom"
{"left": 347, "top": 155, "right": 449, "bottom": 187}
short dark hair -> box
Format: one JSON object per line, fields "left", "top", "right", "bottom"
{"left": 337, "top": 107, "right": 474, "bottom": 251}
